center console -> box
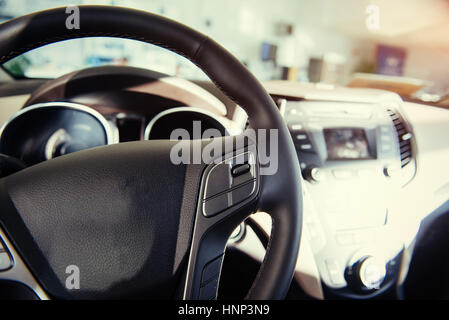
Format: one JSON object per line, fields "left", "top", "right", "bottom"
{"left": 279, "top": 97, "right": 416, "bottom": 298}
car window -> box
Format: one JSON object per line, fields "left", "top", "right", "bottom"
{"left": 1, "top": 0, "right": 449, "bottom": 107}
{"left": 3, "top": 38, "right": 208, "bottom": 80}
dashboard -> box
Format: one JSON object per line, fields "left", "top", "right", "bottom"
{"left": 0, "top": 68, "right": 449, "bottom": 300}
{"left": 236, "top": 81, "right": 449, "bottom": 300}
{"left": 0, "top": 102, "right": 231, "bottom": 166}
{"left": 280, "top": 96, "right": 416, "bottom": 296}
{"left": 0, "top": 67, "right": 239, "bottom": 168}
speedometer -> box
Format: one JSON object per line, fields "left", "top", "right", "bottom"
{"left": 0, "top": 102, "right": 115, "bottom": 166}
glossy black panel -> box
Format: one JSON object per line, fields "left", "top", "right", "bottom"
{"left": 0, "top": 106, "right": 108, "bottom": 165}
{"left": 147, "top": 110, "right": 227, "bottom": 140}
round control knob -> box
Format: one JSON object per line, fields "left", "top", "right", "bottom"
{"left": 383, "top": 165, "right": 400, "bottom": 178}
{"left": 358, "top": 256, "right": 386, "bottom": 290}
{"left": 347, "top": 255, "right": 387, "bottom": 292}
{"left": 302, "top": 166, "right": 325, "bottom": 182}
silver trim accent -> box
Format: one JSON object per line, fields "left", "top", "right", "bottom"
{"left": 0, "top": 227, "right": 49, "bottom": 300}
{"left": 144, "top": 107, "right": 231, "bottom": 140}
{"left": 107, "top": 120, "right": 120, "bottom": 144}
{"left": 0, "top": 101, "right": 117, "bottom": 148}
{"left": 231, "top": 105, "right": 248, "bottom": 130}
{"left": 44, "top": 128, "right": 71, "bottom": 160}
{"left": 227, "top": 223, "right": 246, "bottom": 244}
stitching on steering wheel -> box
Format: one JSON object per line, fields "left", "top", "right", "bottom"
{"left": 0, "top": 32, "right": 190, "bottom": 64}
{"left": 0, "top": 32, "right": 247, "bottom": 114}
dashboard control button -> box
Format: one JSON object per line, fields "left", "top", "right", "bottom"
{"left": 231, "top": 167, "right": 254, "bottom": 187}
{"left": 303, "top": 166, "right": 325, "bottom": 182}
{"left": 336, "top": 233, "right": 354, "bottom": 246}
{"left": 310, "top": 167, "right": 325, "bottom": 182}
{"left": 380, "top": 135, "right": 391, "bottom": 142}
{"left": 306, "top": 222, "right": 318, "bottom": 239}
{"left": 231, "top": 163, "right": 250, "bottom": 177}
{"left": 203, "top": 180, "right": 256, "bottom": 217}
{"left": 383, "top": 165, "right": 400, "bottom": 178}
{"left": 325, "top": 259, "right": 346, "bottom": 286}
{"left": 357, "top": 169, "right": 375, "bottom": 178}
{"left": 199, "top": 276, "right": 219, "bottom": 300}
{"left": 0, "top": 251, "right": 12, "bottom": 271}
{"left": 203, "top": 163, "right": 231, "bottom": 199}
{"left": 230, "top": 180, "right": 256, "bottom": 205}
{"left": 203, "top": 193, "right": 230, "bottom": 217}
{"left": 350, "top": 256, "right": 386, "bottom": 291}
{"left": 359, "top": 257, "right": 386, "bottom": 290}
{"left": 230, "top": 153, "right": 255, "bottom": 188}
{"left": 381, "top": 144, "right": 392, "bottom": 152}
{"left": 203, "top": 152, "right": 255, "bottom": 200}
{"left": 298, "top": 143, "right": 315, "bottom": 153}
{"left": 346, "top": 255, "right": 387, "bottom": 292}
{"left": 401, "top": 132, "right": 413, "bottom": 141}
{"left": 296, "top": 134, "right": 308, "bottom": 140}
{"left": 352, "top": 230, "right": 375, "bottom": 244}
{"left": 201, "top": 255, "right": 223, "bottom": 285}
{"left": 352, "top": 233, "right": 365, "bottom": 244}
{"left": 290, "top": 124, "right": 303, "bottom": 130}
{"left": 380, "top": 126, "right": 390, "bottom": 134}
{"left": 332, "top": 169, "right": 354, "bottom": 180}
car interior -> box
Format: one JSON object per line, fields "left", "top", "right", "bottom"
{"left": 0, "top": 1, "right": 449, "bottom": 301}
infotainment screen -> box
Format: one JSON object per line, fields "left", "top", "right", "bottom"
{"left": 324, "top": 128, "right": 373, "bottom": 160}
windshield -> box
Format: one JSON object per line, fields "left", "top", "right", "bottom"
{"left": 1, "top": 0, "right": 449, "bottom": 106}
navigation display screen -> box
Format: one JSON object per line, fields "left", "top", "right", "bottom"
{"left": 324, "top": 128, "right": 373, "bottom": 160}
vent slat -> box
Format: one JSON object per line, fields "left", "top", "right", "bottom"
{"left": 387, "top": 109, "right": 412, "bottom": 168}
{"left": 390, "top": 114, "right": 400, "bottom": 120}
{"left": 400, "top": 146, "right": 411, "bottom": 153}
{"left": 401, "top": 158, "right": 411, "bottom": 166}
{"left": 401, "top": 151, "right": 412, "bottom": 158}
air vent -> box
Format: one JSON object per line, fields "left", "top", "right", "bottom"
{"left": 387, "top": 109, "right": 413, "bottom": 168}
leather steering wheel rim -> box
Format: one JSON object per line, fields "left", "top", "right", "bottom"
{"left": 0, "top": 5, "right": 302, "bottom": 300}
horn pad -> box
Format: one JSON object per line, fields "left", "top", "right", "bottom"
{"left": 4, "top": 141, "right": 194, "bottom": 299}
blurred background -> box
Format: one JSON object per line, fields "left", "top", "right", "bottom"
{"left": 1, "top": 0, "right": 449, "bottom": 106}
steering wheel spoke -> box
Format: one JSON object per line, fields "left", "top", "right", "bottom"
{"left": 182, "top": 142, "right": 260, "bottom": 300}
{"left": 0, "top": 226, "right": 49, "bottom": 300}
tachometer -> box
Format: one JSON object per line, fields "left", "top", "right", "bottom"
{"left": 144, "top": 107, "right": 229, "bottom": 140}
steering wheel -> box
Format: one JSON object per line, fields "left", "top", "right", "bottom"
{"left": 0, "top": 6, "right": 302, "bottom": 300}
